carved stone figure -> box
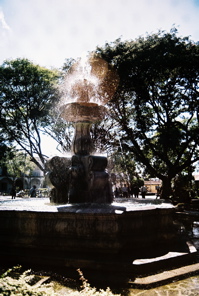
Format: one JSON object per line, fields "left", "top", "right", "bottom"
{"left": 46, "top": 156, "right": 71, "bottom": 203}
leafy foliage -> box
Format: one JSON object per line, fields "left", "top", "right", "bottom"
{"left": 0, "top": 58, "right": 60, "bottom": 171}
{"left": 109, "top": 150, "right": 136, "bottom": 185}
{"left": 0, "top": 266, "right": 54, "bottom": 296}
{"left": 5, "top": 151, "right": 34, "bottom": 178}
{"left": 96, "top": 29, "right": 199, "bottom": 199}
{"left": 73, "top": 269, "right": 121, "bottom": 296}
{"left": 0, "top": 267, "right": 120, "bottom": 296}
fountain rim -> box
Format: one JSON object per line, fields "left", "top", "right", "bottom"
{"left": 60, "top": 101, "right": 107, "bottom": 123}
{"left": 0, "top": 197, "right": 175, "bottom": 213}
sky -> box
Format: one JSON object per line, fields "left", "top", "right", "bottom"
{"left": 1, "top": 0, "right": 199, "bottom": 156}
{"left": 1, "top": 0, "right": 199, "bottom": 70}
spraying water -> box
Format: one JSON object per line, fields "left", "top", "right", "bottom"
{"left": 59, "top": 54, "right": 119, "bottom": 107}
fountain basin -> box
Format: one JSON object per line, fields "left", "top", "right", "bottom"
{"left": 0, "top": 198, "right": 181, "bottom": 275}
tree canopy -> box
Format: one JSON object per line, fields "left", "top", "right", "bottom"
{"left": 96, "top": 29, "right": 199, "bottom": 199}
{"left": 0, "top": 58, "right": 60, "bottom": 171}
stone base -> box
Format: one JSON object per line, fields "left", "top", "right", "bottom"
{"left": 0, "top": 239, "right": 196, "bottom": 286}
{"left": 130, "top": 241, "right": 198, "bottom": 288}
{"left": 0, "top": 198, "right": 197, "bottom": 285}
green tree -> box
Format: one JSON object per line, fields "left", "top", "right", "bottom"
{"left": 96, "top": 29, "right": 199, "bottom": 199}
{"left": 109, "top": 150, "right": 136, "bottom": 185}
{"left": 0, "top": 58, "right": 60, "bottom": 171}
{"left": 6, "top": 151, "right": 34, "bottom": 179}
{"left": 0, "top": 142, "right": 14, "bottom": 176}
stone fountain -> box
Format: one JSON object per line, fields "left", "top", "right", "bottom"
{"left": 47, "top": 55, "right": 118, "bottom": 205}
{"left": 0, "top": 55, "right": 197, "bottom": 285}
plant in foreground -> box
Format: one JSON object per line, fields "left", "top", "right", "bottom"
{"left": 0, "top": 266, "right": 121, "bottom": 296}
{"left": 72, "top": 269, "right": 121, "bottom": 296}
{"left": 0, "top": 266, "right": 54, "bottom": 296}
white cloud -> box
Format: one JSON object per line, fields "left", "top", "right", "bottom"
{"left": 0, "top": 9, "right": 10, "bottom": 31}
{"left": 0, "top": 7, "right": 12, "bottom": 50}
{"left": 0, "top": 8, "right": 10, "bottom": 30}
{"left": 0, "top": 0, "right": 199, "bottom": 68}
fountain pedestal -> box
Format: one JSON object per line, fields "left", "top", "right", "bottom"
{"left": 68, "top": 155, "right": 113, "bottom": 203}
{"left": 47, "top": 101, "right": 113, "bottom": 204}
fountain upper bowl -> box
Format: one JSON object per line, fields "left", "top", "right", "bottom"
{"left": 60, "top": 102, "right": 106, "bottom": 122}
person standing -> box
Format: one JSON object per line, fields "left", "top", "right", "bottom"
{"left": 156, "top": 185, "right": 161, "bottom": 199}
{"left": 134, "top": 186, "right": 140, "bottom": 198}
{"left": 122, "top": 184, "right": 129, "bottom": 198}
{"left": 140, "top": 185, "right": 147, "bottom": 199}
{"left": 11, "top": 185, "right": 16, "bottom": 199}
{"left": 30, "top": 185, "right": 37, "bottom": 197}
{"left": 114, "top": 187, "right": 119, "bottom": 198}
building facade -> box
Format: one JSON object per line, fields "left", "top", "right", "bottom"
{"left": 0, "top": 166, "right": 45, "bottom": 195}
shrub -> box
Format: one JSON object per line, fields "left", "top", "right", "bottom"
{"left": 0, "top": 267, "right": 121, "bottom": 296}
{"left": 0, "top": 266, "right": 54, "bottom": 296}
{"left": 69, "top": 269, "right": 121, "bottom": 296}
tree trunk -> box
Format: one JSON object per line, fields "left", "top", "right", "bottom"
{"left": 160, "top": 176, "right": 173, "bottom": 199}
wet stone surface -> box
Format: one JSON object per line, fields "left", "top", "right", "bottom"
{"left": 129, "top": 276, "right": 199, "bottom": 295}
{"left": 128, "top": 221, "right": 199, "bottom": 295}
{"left": 0, "top": 197, "right": 174, "bottom": 212}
